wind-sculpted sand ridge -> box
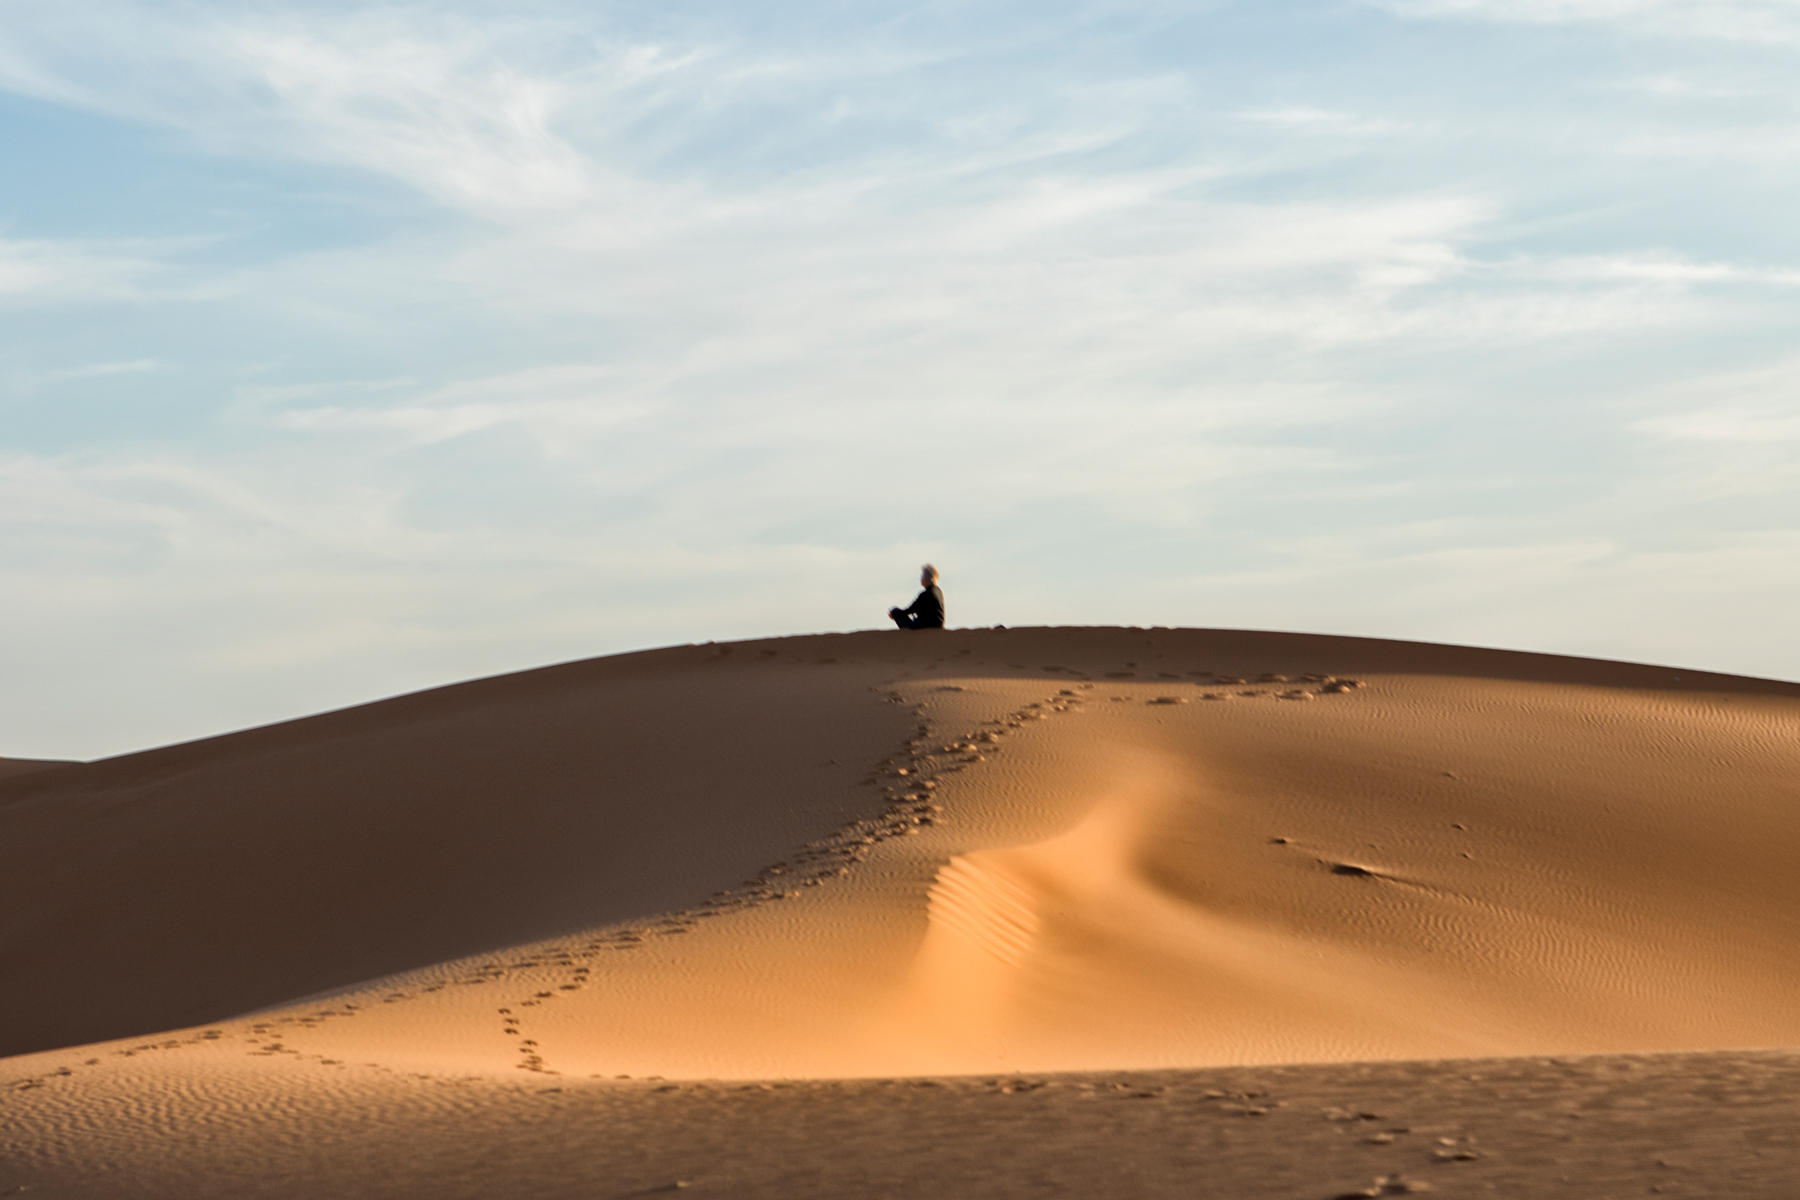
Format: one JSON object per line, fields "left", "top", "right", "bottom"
{"left": 4, "top": 626, "right": 1799, "bottom": 1196}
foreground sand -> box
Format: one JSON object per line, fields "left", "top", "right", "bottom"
{"left": 4, "top": 627, "right": 1798, "bottom": 1195}
{"left": 8, "top": 1046, "right": 1799, "bottom": 1198}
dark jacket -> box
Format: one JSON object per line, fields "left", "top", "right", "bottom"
{"left": 898, "top": 584, "right": 946, "bottom": 629}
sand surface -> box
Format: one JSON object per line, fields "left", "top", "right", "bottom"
{"left": 0, "top": 758, "right": 70, "bottom": 781}
{"left": 5, "top": 626, "right": 1798, "bottom": 1195}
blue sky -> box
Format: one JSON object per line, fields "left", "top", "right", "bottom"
{"left": 3, "top": 0, "right": 1798, "bottom": 758}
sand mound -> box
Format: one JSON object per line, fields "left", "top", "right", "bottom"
{"left": 5, "top": 627, "right": 1799, "bottom": 1192}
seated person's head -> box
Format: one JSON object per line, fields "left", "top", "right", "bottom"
{"left": 921, "top": 564, "right": 939, "bottom": 587}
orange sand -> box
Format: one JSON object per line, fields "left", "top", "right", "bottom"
{"left": 4, "top": 627, "right": 1798, "bottom": 1194}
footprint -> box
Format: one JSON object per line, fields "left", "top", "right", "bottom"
{"left": 1332, "top": 1175, "right": 1431, "bottom": 1197}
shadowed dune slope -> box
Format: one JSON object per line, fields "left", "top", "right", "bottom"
{"left": 0, "top": 758, "right": 71, "bottom": 781}
{"left": 4, "top": 626, "right": 1799, "bottom": 1081}
{"left": 0, "top": 639, "right": 917, "bottom": 1058}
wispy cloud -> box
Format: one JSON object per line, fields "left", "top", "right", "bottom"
{"left": 1498, "top": 253, "right": 1800, "bottom": 287}
{"left": 0, "top": 236, "right": 170, "bottom": 302}
{"left": 273, "top": 365, "right": 655, "bottom": 451}
{"left": 1636, "top": 408, "right": 1800, "bottom": 442}
{"left": 1606, "top": 74, "right": 1763, "bottom": 100}
{"left": 1617, "top": 125, "right": 1800, "bottom": 164}
{"left": 40, "top": 359, "right": 160, "bottom": 381}
{"left": 0, "top": 5, "right": 667, "bottom": 224}
{"left": 1237, "top": 106, "right": 1407, "bottom": 136}
{"left": 1369, "top": 0, "right": 1800, "bottom": 45}
{"left": 1629, "top": 356, "right": 1800, "bottom": 447}
{"left": 222, "top": 16, "right": 604, "bottom": 219}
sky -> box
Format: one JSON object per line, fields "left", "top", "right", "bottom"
{"left": 3, "top": 0, "right": 1798, "bottom": 759}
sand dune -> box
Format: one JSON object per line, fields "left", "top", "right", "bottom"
{"left": 5, "top": 627, "right": 1799, "bottom": 1195}
{"left": 0, "top": 757, "right": 70, "bottom": 781}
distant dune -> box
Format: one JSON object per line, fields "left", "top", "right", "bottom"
{"left": 5, "top": 627, "right": 1799, "bottom": 1196}
{"left": 0, "top": 757, "right": 71, "bottom": 781}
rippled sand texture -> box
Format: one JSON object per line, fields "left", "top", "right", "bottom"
{"left": 4, "top": 627, "right": 1798, "bottom": 1196}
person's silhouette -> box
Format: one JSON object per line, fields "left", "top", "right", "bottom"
{"left": 889, "top": 564, "right": 945, "bottom": 630}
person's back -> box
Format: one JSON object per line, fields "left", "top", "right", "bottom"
{"left": 889, "top": 564, "right": 945, "bottom": 630}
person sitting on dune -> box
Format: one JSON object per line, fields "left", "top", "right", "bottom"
{"left": 889, "top": 564, "right": 946, "bottom": 630}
